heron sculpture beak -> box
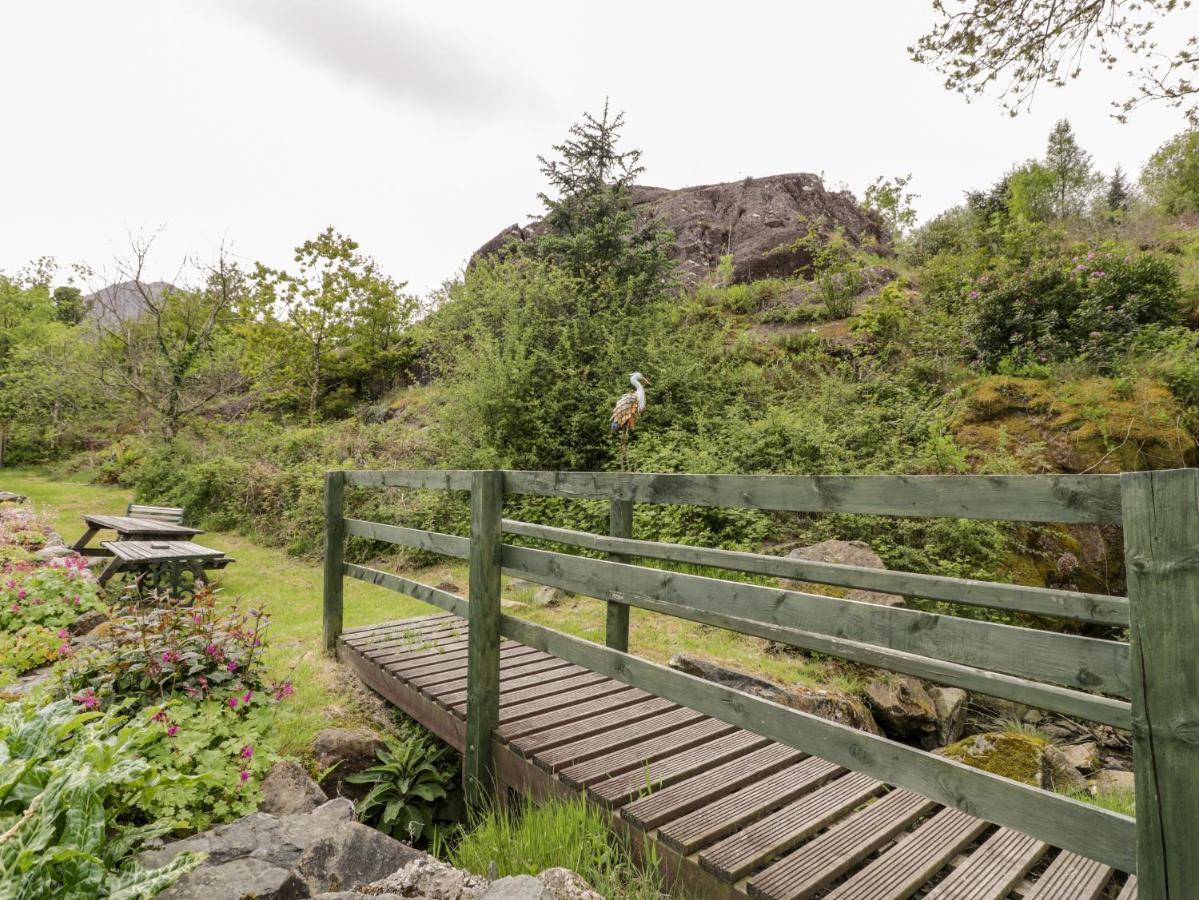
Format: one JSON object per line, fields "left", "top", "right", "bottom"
{"left": 640, "top": 376, "right": 650, "bottom": 386}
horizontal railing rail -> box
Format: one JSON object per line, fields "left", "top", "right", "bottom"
{"left": 325, "top": 467, "right": 1199, "bottom": 894}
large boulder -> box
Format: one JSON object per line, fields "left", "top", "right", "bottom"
{"left": 141, "top": 799, "right": 423, "bottom": 900}
{"left": 260, "top": 760, "right": 329, "bottom": 816}
{"left": 313, "top": 727, "right": 385, "bottom": 800}
{"left": 668, "top": 653, "right": 881, "bottom": 734}
{"left": 928, "top": 686, "right": 968, "bottom": 747}
{"left": 781, "top": 540, "right": 905, "bottom": 607}
{"left": 473, "top": 174, "right": 889, "bottom": 286}
{"left": 357, "top": 857, "right": 600, "bottom": 900}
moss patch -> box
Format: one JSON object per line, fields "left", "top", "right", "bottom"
{"left": 939, "top": 731, "right": 1048, "bottom": 786}
{"left": 953, "top": 375, "right": 1195, "bottom": 473}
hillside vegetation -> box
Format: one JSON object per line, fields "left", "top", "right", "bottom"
{"left": 4, "top": 111, "right": 1199, "bottom": 602}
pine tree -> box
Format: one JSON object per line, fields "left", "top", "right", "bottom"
{"left": 1106, "top": 165, "right": 1132, "bottom": 212}
{"left": 533, "top": 101, "right": 673, "bottom": 298}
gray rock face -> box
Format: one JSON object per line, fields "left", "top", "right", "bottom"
{"left": 141, "top": 798, "right": 424, "bottom": 899}
{"left": 928, "top": 686, "right": 968, "bottom": 748}
{"left": 781, "top": 540, "right": 905, "bottom": 607}
{"left": 863, "top": 675, "right": 941, "bottom": 748}
{"left": 358, "top": 858, "right": 599, "bottom": 900}
{"left": 313, "top": 727, "right": 386, "bottom": 800}
{"left": 34, "top": 545, "right": 75, "bottom": 561}
{"left": 299, "top": 821, "right": 422, "bottom": 893}
{"left": 473, "top": 174, "right": 889, "bottom": 286}
{"left": 531, "top": 586, "right": 569, "bottom": 608}
{"left": 669, "top": 654, "right": 789, "bottom": 703}
{"left": 1093, "top": 769, "right": 1135, "bottom": 794}
{"left": 260, "top": 760, "right": 329, "bottom": 816}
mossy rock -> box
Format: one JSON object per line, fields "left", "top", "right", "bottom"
{"left": 938, "top": 732, "right": 1050, "bottom": 787}
{"left": 953, "top": 375, "right": 1195, "bottom": 473}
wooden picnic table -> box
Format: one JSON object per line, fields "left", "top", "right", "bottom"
{"left": 72, "top": 514, "right": 203, "bottom": 556}
{"left": 96, "top": 540, "right": 232, "bottom": 595}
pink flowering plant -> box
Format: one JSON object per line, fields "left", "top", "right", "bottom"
{"left": 0, "top": 555, "right": 104, "bottom": 634}
{"left": 60, "top": 583, "right": 271, "bottom": 706}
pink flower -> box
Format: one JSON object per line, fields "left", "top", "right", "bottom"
{"left": 226, "top": 660, "right": 238, "bottom": 672}
{"left": 152, "top": 709, "right": 168, "bottom": 723}
{"left": 240, "top": 744, "right": 254, "bottom": 760}
{"left": 76, "top": 689, "right": 100, "bottom": 710}
{"left": 9, "top": 603, "right": 19, "bottom": 614}
{"left": 167, "top": 724, "right": 179, "bottom": 737}
{"left": 57, "top": 643, "right": 73, "bottom": 657}
{"left": 227, "top": 696, "right": 239, "bottom": 710}
{"left": 242, "top": 690, "right": 253, "bottom": 703}
{"left": 273, "top": 681, "right": 294, "bottom": 701}
{"left": 239, "top": 769, "right": 251, "bottom": 785}
{"left": 16, "top": 590, "right": 25, "bottom": 600}
{"left": 56, "top": 629, "right": 69, "bottom": 639}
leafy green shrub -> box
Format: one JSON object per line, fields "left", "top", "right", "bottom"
{"left": 970, "top": 248, "right": 1183, "bottom": 369}
{"left": 0, "top": 624, "right": 67, "bottom": 684}
{"left": 347, "top": 727, "right": 456, "bottom": 844}
{"left": 448, "top": 796, "right": 666, "bottom": 900}
{"left": 0, "top": 699, "right": 203, "bottom": 898}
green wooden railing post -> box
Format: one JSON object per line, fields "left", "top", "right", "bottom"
{"left": 1121, "top": 468, "right": 1199, "bottom": 897}
{"left": 322, "top": 470, "right": 346, "bottom": 655}
{"left": 465, "top": 469, "right": 503, "bottom": 808}
{"left": 606, "top": 497, "right": 633, "bottom": 652}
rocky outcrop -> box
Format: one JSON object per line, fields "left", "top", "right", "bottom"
{"left": 140, "top": 799, "right": 422, "bottom": 900}
{"left": 668, "top": 653, "right": 881, "bottom": 734}
{"left": 780, "top": 540, "right": 905, "bottom": 607}
{"left": 474, "top": 174, "right": 889, "bottom": 285}
{"left": 863, "top": 675, "right": 940, "bottom": 748}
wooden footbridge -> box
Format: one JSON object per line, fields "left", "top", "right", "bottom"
{"left": 322, "top": 468, "right": 1199, "bottom": 899}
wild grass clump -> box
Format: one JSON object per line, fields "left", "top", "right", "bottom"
{"left": 447, "top": 796, "right": 671, "bottom": 899}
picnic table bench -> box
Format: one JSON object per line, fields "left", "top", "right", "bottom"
{"left": 96, "top": 540, "right": 233, "bottom": 594}
{"left": 72, "top": 512, "right": 203, "bottom": 556}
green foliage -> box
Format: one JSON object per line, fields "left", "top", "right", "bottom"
{"left": 0, "top": 559, "right": 105, "bottom": 636}
{"left": 0, "top": 699, "right": 203, "bottom": 899}
{"left": 1142, "top": 130, "right": 1199, "bottom": 214}
{"left": 969, "top": 247, "right": 1183, "bottom": 369}
{"left": 346, "top": 726, "right": 456, "bottom": 844}
{"left": 448, "top": 796, "right": 667, "bottom": 900}
{"left": 60, "top": 588, "right": 273, "bottom": 707}
{"left": 247, "top": 227, "right": 418, "bottom": 418}
{"left": 863, "top": 174, "right": 918, "bottom": 239}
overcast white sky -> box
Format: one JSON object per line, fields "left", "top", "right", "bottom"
{"left": 1, "top": 1, "right": 1192, "bottom": 295}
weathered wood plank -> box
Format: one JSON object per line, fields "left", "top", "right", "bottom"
{"left": 746, "top": 789, "right": 937, "bottom": 899}
{"left": 531, "top": 706, "right": 706, "bottom": 772}
{"left": 501, "top": 544, "right": 1133, "bottom": 705}
{"left": 502, "top": 471, "right": 1123, "bottom": 523}
{"left": 497, "top": 612, "right": 1137, "bottom": 871}
{"left": 605, "top": 498, "right": 633, "bottom": 652}
{"left": 342, "top": 469, "right": 473, "bottom": 490}
{"left": 344, "top": 518, "right": 470, "bottom": 558}
{"left": 464, "top": 470, "right": 502, "bottom": 808}
{"left": 619, "top": 742, "right": 803, "bottom": 831}
{"left": 699, "top": 771, "right": 883, "bottom": 882}
{"left": 511, "top": 696, "right": 679, "bottom": 758}
{"left": 657, "top": 756, "right": 844, "bottom": 854}
{"left": 497, "top": 687, "right": 651, "bottom": 742}
{"left": 588, "top": 730, "right": 770, "bottom": 808}
{"left": 922, "top": 827, "right": 1047, "bottom": 900}
{"left": 322, "top": 471, "right": 346, "bottom": 653}
{"left": 822, "top": 806, "right": 989, "bottom": 900}
{"left": 501, "top": 518, "right": 1129, "bottom": 626}
{"left": 558, "top": 719, "right": 736, "bottom": 789}
{"left": 1023, "top": 851, "right": 1114, "bottom": 900}
{"left": 1121, "top": 468, "right": 1199, "bottom": 899}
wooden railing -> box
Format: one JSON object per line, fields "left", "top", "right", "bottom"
{"left": 323, "top": 468, "right": 1199, "bottom": 898}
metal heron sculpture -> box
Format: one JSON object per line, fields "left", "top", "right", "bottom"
{"left": 609, "top": 372, "right": 649, "bottom": 470}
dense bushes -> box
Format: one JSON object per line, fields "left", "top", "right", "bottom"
{"left": 969, "top": 247, "right": 1183, "bottom": 369}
